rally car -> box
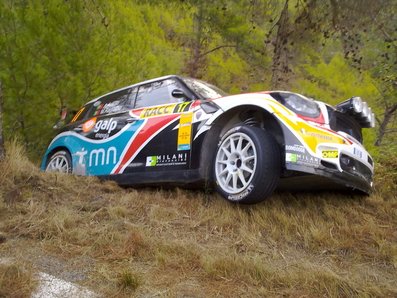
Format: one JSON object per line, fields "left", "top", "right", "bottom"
{"left": 42, "top": 75, "right": 375, "bottom": 204}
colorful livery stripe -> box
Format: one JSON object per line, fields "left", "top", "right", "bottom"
{"left": 112, "top": 114, "right": 180, "bottom": 174}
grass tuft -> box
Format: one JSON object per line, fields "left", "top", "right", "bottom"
{"left": 0, "top": 262, "right": 37, "bottom": 298}
{"left": 117, "top": 269, "right": 141, "bottom": 291}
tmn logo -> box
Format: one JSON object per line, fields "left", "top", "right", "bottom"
{"left": 89, "top": 147, "right": 117, "bottom": 167}
{"left": 72, "top": 146, "right": 119, "bottom": 167}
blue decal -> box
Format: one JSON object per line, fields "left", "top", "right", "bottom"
{"left": 41, "top": 120, "right": 144, "bottom": 175}
{"left": 177, "top": 144, "right": 191, "bottom": 151}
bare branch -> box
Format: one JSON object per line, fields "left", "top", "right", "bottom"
{"left": 374, "top": 103, "right": 397, "bottom": 146}
{"left": 198, "top": 45, "right": 237, "bottom": 58}
{"left": 369, "top": 14, "right": 397, "bottom": 50}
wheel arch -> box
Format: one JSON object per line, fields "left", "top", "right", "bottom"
{"left": 199, "top": 105, "right": 285, "bottom": 182}
{"left": 41, "top": 146, "right": 72, "bottom": 170}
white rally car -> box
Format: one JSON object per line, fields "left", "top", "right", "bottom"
{"left": 42, "top": 75, "right": 375, "bottom": 204}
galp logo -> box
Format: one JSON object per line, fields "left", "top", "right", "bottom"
{"left": 83, "top": 117, "right": 97, "bottom": 133}
{"left": 94, "top": 118, "right": 117, "bottom": 134}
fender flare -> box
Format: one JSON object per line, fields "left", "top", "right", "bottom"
{"left": 198, "top": 100, "right": 288, "bottom": 183}
{"left": 40, "top": 133, "right": 82, "bottom": 171}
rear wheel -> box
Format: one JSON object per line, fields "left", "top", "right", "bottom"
{"left": 214, "top": 125, "right": 280, "bottom": 204}
{"left": 45, "top": 150, "right": 72, "bottom": 173}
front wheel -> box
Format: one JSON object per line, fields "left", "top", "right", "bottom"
{"left": 45, "top": 150, "right": 72, "bottom": 174}
{"left": 214, "top": 125, "right": 280, "bottom": 204}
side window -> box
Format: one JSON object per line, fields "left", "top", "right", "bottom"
{"left": 82, "top": 87, "right": 138, "bottom": 120}
{"left": 134, "top": 79, "right": 183, "bottom": 109}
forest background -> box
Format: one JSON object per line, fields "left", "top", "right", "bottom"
{"left": 0, "top": 1, "right": 397, "bottom": 296}
{"left": 0, "top": 0, "right": 396, "bottom": 161}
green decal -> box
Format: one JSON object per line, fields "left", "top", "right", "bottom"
{"left": 146, "top": 156, "right": 157, "bottom": 167}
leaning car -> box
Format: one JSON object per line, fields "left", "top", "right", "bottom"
{"left": 42, "top": 75, "right": 375, "bottom": 204}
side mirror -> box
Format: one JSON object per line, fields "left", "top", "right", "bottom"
{"left": 171, "top": 89, "right": 187, "bottom": 99}
{"left": 60, "top": 106, "right": 68, "bottom": 120}
{"left": 53, "top": 106, "right": 68, "bottom": 129}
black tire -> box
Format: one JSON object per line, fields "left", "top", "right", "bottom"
{"left": 213, "top": 125, "right": 280, "bottom": 204}
{"left": 45, "top": 150, "right": 73, "bottom": 173}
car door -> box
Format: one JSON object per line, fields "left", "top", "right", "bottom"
{"left": 112, "top": 78, "right": 196, "bottom": 175}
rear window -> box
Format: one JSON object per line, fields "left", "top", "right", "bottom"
{"left": 71, "top": 87, "right": 137, "bottom": 123}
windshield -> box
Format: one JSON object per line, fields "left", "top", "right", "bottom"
{"left": 182, "top": 78, "right": 228, "bottom": 99}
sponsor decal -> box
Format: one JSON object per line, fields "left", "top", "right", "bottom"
{"left": 82, "top": 117, "right": 97, "bottom": 133}
{"left": 227, "top": 184, "right": 254, "bottom": 201}
{"left": 286, "top": 152, "right": 320, "bottom": 167}
{"left": 285, "top": 144, "right": 305, "bottom": 153}
{"left": 301, "top": 129, "right": 334, "bottom": 141}
{"left": 101, "top": 101, "right": 123, "bottom": 115}
{"left": 177, "top": 144, "right": 191, "bottom": 151}
{"left": 286, "top": 152, "right": 298, "bottom": 163}
{"left": 93, "top": 103, "right": 104, "bottom": 116}
{"left": 76, "top": 148, "right": 88, "bottom": 165}
{"left": 146, "top": 156, "right": 158, "bottom": 167}
{"left": 93, "top": 118, "right": 118, "bottom": 139}
{"left": 322, "top": 150, "right": 339, "bottom": 158}
{"left": 89, "top": 147, "right": 117, "bottom": 167}
{"left": 140, "top": 102, "right": 192, "bottom": 118}
{"left": 146, "top": 153, "right": 188, "bottom": 167}
{"left": 75, "top": 146, "right": 117, "bottom": 167}
{"left": 353, "top": 147, "right": 363, "bottom": 159}
{"left": 177, "top": 112, "right": 193, "bottom": 151}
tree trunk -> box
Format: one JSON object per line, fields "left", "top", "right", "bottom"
{"left": 186, "top": 2, "right": 204, "bottom": 78}
{"left": 0, "top": 81, "right": 5, "bottom": 160}
{"left": 375, "top": 103, "right": 397, "bottom": 146}
{"left": 271, "top": 0, "right": 290, "bottom": 89}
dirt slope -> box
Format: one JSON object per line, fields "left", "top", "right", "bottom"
{"left": 0, "top": 142, "right": 396, "bottom": 297}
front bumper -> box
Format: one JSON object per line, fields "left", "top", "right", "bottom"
{"left": 283, "top": 160, "right": 372, "bottom": 194}
{"left": 283, "top": 141, "right": 374, "bottom": 193}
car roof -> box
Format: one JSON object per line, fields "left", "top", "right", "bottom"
{"left": 85, "top": 75, "right": 181, "bottom": 105}
{"left": 84, "top": 77, "right": 316, "bottom": 107}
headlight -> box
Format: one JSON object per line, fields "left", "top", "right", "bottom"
{"left": 359, "top": 106, "right": 376, "bottom": 128}
{"left": 366, "top": 108, "right": 372, "bottom": 124}
{"left": 361, "top": 102, "right": 369, "bottom": 118}
{"left": 336, "top": 96, "right": 363, "bottom": 114}
{"left": 335, "top": 97, "right": 375, "bottom": 129}
{"left": 366, "top": 108, "right": 375, "bottom": 127}
{"left": 370, "top": 112, "right": 376, "bottom": 127}
{"left": 351, "top": 97, "right": 363, "bottom": 113}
